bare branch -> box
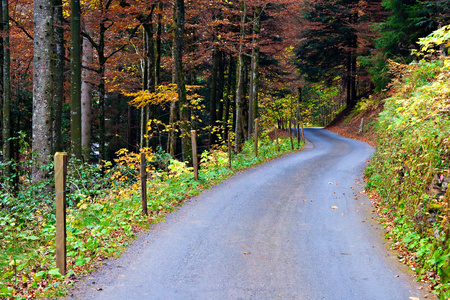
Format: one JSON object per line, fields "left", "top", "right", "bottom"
{"left": 10, "top": 17, "right": 33, "bottom": 40}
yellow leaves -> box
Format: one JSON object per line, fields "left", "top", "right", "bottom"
{"left": 331, "top": 206, "right": 339, "bottom": 209}
{"left": 417, "top": 25, "right": 450, "bottom": 56}
{"left": 167, "top": 159, "right": 193, "bottom": 178}
{"left": 126, "top": 84, "right": 204, "bottom": 109}
{"left": 126, "top": 84, "right": 178, "bottom": 108}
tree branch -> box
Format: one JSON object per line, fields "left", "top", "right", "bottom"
{"left": 10, "top": 17, "right": 33, "bottom": 40}
{"left": 81, "top": 31, "right": 99, "bottom": 50}
{"left": 106, "top": 44, "right": 127, "bottom": 60}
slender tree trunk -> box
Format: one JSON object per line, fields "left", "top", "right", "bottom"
{"left": 143, "top": 17, "right": 155, "bottom": 148}
{"left": 217, "top": 51, "right": 225, "bottom": 139}
{"left": 167, "top": 101, "right": 178, "bottom": 157}
{"left": 140, "top": 28, "right": 148, "bottom": 149}
{"left": 208, "top": 45, "right": 218, "bottom": 148}
{"left": 53, "top": 0, "right": 64, "bottom": 152}
{"left": 346, "top": 53, "right": 352, "bottom": 108}
{"left": 173, "top": 0, "right": 190, "bottom": 161}
{"left": 0, "top": 3, "right": 3, "bottom": 165}
{"left": 98, "top": 64, "right": 106, "bottom": 161}
{"left": 32, "top": 0, "right": 53, "bottom": 182}
{"left": 97, "top": 18, "right": 108, "bottom": 161}
{"left": 2, "top": 0, "right": 10, "bottom": 179}
{"left": 0, "top": 3, "right": 2, "bottom": 156}
{"left": 351, "top": 34, "right": 357, "bottom": 104}
{"left": 248, "top": 6, "right": 260, "bottom": 137}
{"left": 70, "top": 0, "right": 82, "bottom": 158}
{"left": 81, "top": 31, "right": 93, "bottom": 160}
{"left": 155, "top": 1, "right": 163, "bottom": 86}
{"left": 224, "top": 54, "right": 233, "bottom": 142}
{"left": 234, "top": 1, "right": 246, "bottom": 152}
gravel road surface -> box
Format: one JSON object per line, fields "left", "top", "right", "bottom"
{"left": 69, "top": 128, "right": 429, "bottom": 300}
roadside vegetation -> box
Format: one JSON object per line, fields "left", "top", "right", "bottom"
{"left": 0, "top": 134, "right": 303, "bottom": 299}
{"left": 345, "top": 26, "right": 450, "bottom": 298}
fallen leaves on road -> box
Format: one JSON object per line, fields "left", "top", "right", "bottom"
{"left": 331, "top": 206, "right": 338, "bottom": 209}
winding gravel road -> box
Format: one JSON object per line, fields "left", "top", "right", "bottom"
{"left": 70, "top": 128, "right": 429, "bottom": 300}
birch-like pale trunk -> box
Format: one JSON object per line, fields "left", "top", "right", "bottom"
{"left": 81, "top": 32, "right": 93, "bottom": 159}
{"left": 32, "top": 0, "right": 53, "bottom": 182}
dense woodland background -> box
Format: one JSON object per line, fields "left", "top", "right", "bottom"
{"left": 0, "top": 0, "right": 448, "bottom": 185}
{"left": 1, "top": 1, "right": 450, "bottom": 298}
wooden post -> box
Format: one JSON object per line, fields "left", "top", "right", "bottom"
{"left": 140, "top": 152, "right": 148, "bottom": 216}
{"left": 191, "top": 130, "right": 198, "bottom": 180}
{"left": 254, "top": 118, "right": 259, "bottom": 157}
{"left": 296, "top": 117, "right": 301, "bottom": 148}
{"left": 299, "top": 109, "right": 305, "bottom": 143}
{"left": 228, "top": 134, "right": 232, "bottom": 168}
{"left": 358, "top": 117, "right": 364, "bottom": 135}
{"left": 275, "top": 127, "right": 279, "bottom": 151}
{"left": 55, "top": 152, "right": 68, "bottom": 275}
{"left": 289, "top": 118, "right": 294, "bottom": 150}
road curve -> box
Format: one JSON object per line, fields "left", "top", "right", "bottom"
{"left": 70, "top": 128, "right": 428, "bottom": 300}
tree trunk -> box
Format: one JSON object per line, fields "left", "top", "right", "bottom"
{"left": 346, "top": 53, "right": 352, "bottom": 108}
{"left": 53, "top": 0, "right": 64, "bottom": 152}
{"left": 0, "top": 3, "right": 2, "bottom": 161}
{"left": 173, "top": 0, "right": 190, "bottom": 161}
{"left": 81, "top": 31, "right": 93, "bottom": 160}
{"left": 234, "top": 1, "right": 246, "bottom": 152}
{"left": 2, "top": 0, "right": 10, "bottom": 180}
{"left": 97, "top": 18, "right": 108, "bottom": 161}
{"left": 155, "top": 1, "right": 163, "bottom": 86}
{"left": 167, "top": 101, "right": 178, "bottom": 157}
{"left": 208, "top": 45, "right": 218, "bottom": 148}
{"left": 217, "top": 51, "right": 225, "bottom": 139}
{"left": 32, "top": 0, "right": 53, "bottom": 182}
{"left": 140, "top": 26, "right": 148, "bottom": 149}
{"left": 98, "top": 64, "right": 106, "bottom": 161}
{"left": 70, "top": 0, "right": 82, "bottom": 159}
{"left": 143, "top": 17, "right": 155, "bottom": 148}
{"left": 248, "top": 6, "right": 260, "bottom": 137}
{"left": 224, "top": 54, "right": 233, "bottom": 142}
{"left": 351, "top": 30, "right": 357, "bottom": 104}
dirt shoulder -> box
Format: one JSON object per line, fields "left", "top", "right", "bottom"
{"left": 325, "top": 105, "right": 383, "bottom": 147}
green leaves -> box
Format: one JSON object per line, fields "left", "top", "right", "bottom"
{"left": 368, "top": 56, "right": 450, "bottom": 296}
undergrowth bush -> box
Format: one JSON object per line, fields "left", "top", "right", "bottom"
{"left": 366, "top": 56, "right": 450, "bottom": 297}
{"left": 0, "top": 135, "right": 303, "bottom": 299}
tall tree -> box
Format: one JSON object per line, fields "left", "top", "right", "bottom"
{"left": 173, "top": 0, "right": 190, "bottom": 161}
{"left": 248, "top": 5, "right": 261, "bottom": 136}
{"left": 208, "top": 45, "right": 219, "bottom": 148}
{"left": 71, "top": 0, "right": 82, "bottom": 159}
{"left": 53, "top": 0, "right": 64, "bottom": 152}
{"left": 2, "top": 0, "right": 10, "bottom": 180}
{"left": 81, "top": 30, "right": 94, "bottom": 159}
{"left": 234, "top": 1, "right": 247, "bottom": 152}
{"left": 32, "top": 0, "right": 53, "bottom": 182}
